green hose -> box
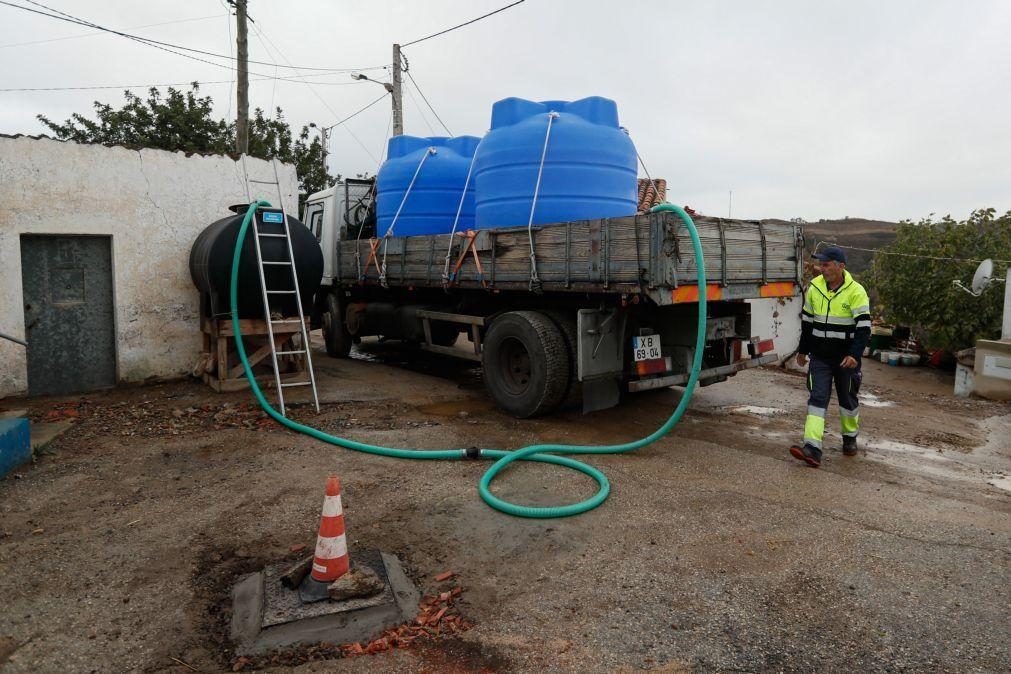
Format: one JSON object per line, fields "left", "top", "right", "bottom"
{"left": 231, "top": 201, "right": 706, "bottom": 518}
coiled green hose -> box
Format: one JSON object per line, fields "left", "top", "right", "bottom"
{"left": 231, "top": 201, "right": 706, "bottom": 518}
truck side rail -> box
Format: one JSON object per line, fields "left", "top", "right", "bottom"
{"left": 336, "top": 212, "right": 802, "bottom": 303}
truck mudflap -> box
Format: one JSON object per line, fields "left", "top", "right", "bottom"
{"left": 627, "top": 353, "right": 779, "bottom": 393}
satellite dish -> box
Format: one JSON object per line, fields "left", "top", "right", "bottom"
{"left": 972, "top": 259, "right": 994, "bottom": 294}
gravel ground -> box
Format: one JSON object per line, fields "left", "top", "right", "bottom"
{"left": 1, "top": 339, "right": 1009, "bottom": 673}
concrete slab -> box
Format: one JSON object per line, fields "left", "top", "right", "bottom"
{"left": 230, "top": 550, "right": 419, "bottom": 655}
{"left": 30, "top": 421, "right": 73, "bottom": 451}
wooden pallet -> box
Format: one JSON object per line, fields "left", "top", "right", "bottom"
{"left": 199, "top": 317, "right": 309, "bottom": 393}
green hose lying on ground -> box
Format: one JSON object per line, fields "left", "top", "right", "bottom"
{"left": 231, "top": 201, "right": 706, "bottom": 518}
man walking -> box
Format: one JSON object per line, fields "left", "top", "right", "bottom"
{"left": 791, "top": 246, "right": 871, "bottom": 467}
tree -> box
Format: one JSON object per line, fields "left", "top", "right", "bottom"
{"left": 38, "top": 84, "right": 331, "bottom": 201}
{"left": 866, "top": 208, "right": 1011, "bottom": 351}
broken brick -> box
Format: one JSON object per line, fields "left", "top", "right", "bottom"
{"left": 434, "top": 570, "right": 455, "bottom": 582}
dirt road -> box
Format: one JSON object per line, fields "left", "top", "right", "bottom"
{"left": 1, "top": 339, "right": 1009, "bottom": 672}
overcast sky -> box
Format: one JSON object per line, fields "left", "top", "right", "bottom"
{"left": 2, "top": 0, "right": 1009, "bottom": 222}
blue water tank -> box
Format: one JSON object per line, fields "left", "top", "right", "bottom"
{"left": 473, "top": 96, "right": 638, "bottom": 229}
{"left": 376, "top": 135, "right": 481, "bottom": 236}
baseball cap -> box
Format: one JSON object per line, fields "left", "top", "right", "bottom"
{"left": 812, "top": 246, "right": 847, "bottom": 264}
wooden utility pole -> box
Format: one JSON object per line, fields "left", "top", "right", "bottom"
{"left": 392, "top": 43, "right": 404, "bottom": 136}
{"left": 235, "top": 0, "right": 249, "bottom": 154}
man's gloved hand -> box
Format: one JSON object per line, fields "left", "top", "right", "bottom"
{"left": 797, "top": 353, "right": 808, "bottom": 367}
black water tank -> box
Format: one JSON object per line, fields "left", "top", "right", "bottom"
{"left": 189, "top": 205, "right": 324, "bottom": 319}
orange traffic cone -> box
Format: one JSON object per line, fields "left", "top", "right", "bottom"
{"left": 300, "top": 475, "right": 350, "bottom": 603}
{"left": 312, "top": 475, "right": 350, "bottom": 581}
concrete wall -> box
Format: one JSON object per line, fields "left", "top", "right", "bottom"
{"left": 0, "top": 136, "right": 299, "bottom": 398}
{"left": 747, "top": 295, "right": 802, "bottom": 362}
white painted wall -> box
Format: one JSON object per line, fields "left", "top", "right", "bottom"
{"left": 747, "top": 295, "right": 802, "bottom": 362}
{"left": 0, "top": 136, "right": 298, "bottom": 397}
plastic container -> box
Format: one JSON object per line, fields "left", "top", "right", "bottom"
{"left": 473, "top": 96, "right": 638, "bottom": 229}
{"left": 376, "top": 135, "right": 482, "bottom": 236}
{"left": 190, "top": 206, "right": 323, "bottom": 319}
{"left": 887, "top": 352, "right": 900, "bottom": 366}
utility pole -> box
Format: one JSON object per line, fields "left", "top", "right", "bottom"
{"left": 728, "top": 189, "right": 733, "bottom": 218}
{"left": 319, "top": 126, "right": 329, "bottom": 178}
{"left": 234, "top": 0, "right": 249, "bottom": 154}
{"left": 392, "top": 43, "right": 404, "bottom": 136}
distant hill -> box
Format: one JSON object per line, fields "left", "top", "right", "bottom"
{"left": 762, "top": 217, "right": 899, "bottom": 274}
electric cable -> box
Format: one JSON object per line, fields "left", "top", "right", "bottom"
{"left": 404, "top": 80, "right": 437, "bottom": 136}
{"left": 402, "top": 0, "right": 525, "bottom": 47}
{"left": 0, "top": 12, "right": 220, "bottom": 49}
{"left": 248, "top": 18, "right": 380, "bottom": 164}
{"left": 0, "top": 76, "right": 363, "bottom": 92}
{"left": 7, "top": 0, "right": 386, "bottom": 72}
{"left": 220, "top": 1, "right": 234, "bottom": 119}
{"left": 324, "top": 93, "right": 389, "bottom": 131}
{"left": 813, "top": 240, "right": 1011, "bottom": 265}
{"left": 404, "top": 70, "right": 452, "bottom": 136}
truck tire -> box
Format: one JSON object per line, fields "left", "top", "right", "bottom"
{"left": 544, "top": 311, "right": 581, "bottom": 407}
{"left": 323, "top": 292, "right": 352, "bottom": 358}
{"left": 482, "top": 311, "right": 570, "bottom": 418}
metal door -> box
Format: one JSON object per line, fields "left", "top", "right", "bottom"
{"left": 20, "top": 235, "right": 116, "bottom": 395}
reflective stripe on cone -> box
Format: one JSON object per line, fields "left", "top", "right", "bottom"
{"left": 310, "top": 475, "right": 350, "bottom": 582}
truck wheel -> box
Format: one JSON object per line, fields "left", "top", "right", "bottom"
{"left": 482, "top": 311, "right": 570, "bottom": 418}
{"left": 544, "top": 311, "right": 581, "bottom": 407}
{"left": 323, "top": 293, "right": 352, "bottom": 358}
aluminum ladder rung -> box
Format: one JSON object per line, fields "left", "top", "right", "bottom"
{"left": 244, "top": 153, "right": 320, "bottom": 417}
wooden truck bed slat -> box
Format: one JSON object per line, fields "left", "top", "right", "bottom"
{"left": 336, "top": 212, "right": 802, "bottom": 303}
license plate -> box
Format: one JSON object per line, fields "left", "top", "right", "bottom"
{"left": 632, "top": 334, "right": 662, "bottom": 362}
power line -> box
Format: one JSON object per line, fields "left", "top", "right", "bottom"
{"left": 3, "top": 0, "right": 387, "bottom": 73}
{"left": 0, "top": 76, "right": 364, "bottom": 92}
{"left": 405, "top": 70, "right": 452, "bottom": 136}
{"left": 814, "top": 240, "right": 1011, "bottom": 265}
{"left": 248, "top": 20, "right": 279, "bottom": 112}
{"left": 219, "top": 1, "right": 234, "bottom": 119}
{"left": 401, "top": 0, "right": 525, "bottom": 47}
{"left": 0, "top": 13, "right": 220, "bottom": 48}
{"left": 250, "top": 21, "right": 379, "bottom": 164}
{"left": 324, "top": 93, "right": 390, "bottom": 131}
{"left": 404, "top": 80, "right": 437, "bottom": 135}
{"left": 0, "top": 0, "right": 320, "bottom": 82}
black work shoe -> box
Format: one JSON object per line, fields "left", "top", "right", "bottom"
{"left": 842, "top": 436, "right": 858, "bottom": 456}
{"left": 790, "top": 444, "right": 822, "bottom": 468}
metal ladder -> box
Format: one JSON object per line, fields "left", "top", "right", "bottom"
{"left": 242, "top": 155, "right": 320, "bottom": 416}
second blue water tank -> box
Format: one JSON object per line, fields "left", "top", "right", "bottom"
{"left": 376, "top": 135, "right": 481, "bottom": 236}
{"left": 473, "top": 96, "right": 638, "bottom": 229}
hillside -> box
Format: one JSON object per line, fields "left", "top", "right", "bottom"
{"left": 762, "top": 217, "right": 899, "bottom": 274}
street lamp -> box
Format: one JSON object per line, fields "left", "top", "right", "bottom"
{"left": 352, "top": 73, "right": 394, "bottom": 93}
{"left": 307, "top": 122, "right": 328, "bottom": 179}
